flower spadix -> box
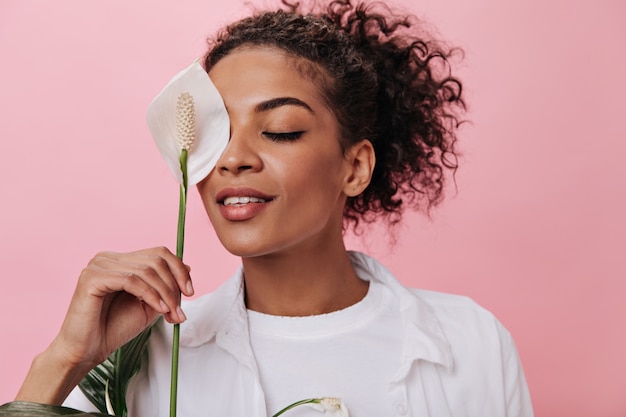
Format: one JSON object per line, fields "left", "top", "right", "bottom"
{"left": 147, "top": 61, "right": 229, "bottom": 185}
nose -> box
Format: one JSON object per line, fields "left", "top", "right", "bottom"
{"left": 216, "top": 129, "right": 263, "bottom": 175}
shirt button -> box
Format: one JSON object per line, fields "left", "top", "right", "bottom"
{"left": 394, "top": 402, "right": 408, "bottom": 415}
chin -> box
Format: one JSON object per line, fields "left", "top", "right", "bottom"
{"left": 217, "top": 236, "right": 279, "bottom": 259}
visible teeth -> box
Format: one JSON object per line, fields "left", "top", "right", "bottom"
{"left": 223, "top": 196, "right": 266, "bottom": 206}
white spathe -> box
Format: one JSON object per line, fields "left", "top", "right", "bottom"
{"left": 147, "top": 61, "right": 229, "bottom": 185}
{"left": 308, "top": 398, "right": 350, "bottom": 417}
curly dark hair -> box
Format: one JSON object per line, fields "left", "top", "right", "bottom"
{"left": 204, "top": 0, "right": 465, "bottom": 229}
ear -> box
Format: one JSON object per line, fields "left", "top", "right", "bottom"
{"left": 343, "top": 139, "right": 375, "bottom": 197}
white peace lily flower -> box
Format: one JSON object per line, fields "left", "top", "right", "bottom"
{"left": 147, "top": 60, "right": 229, "bottom": 185}
{"left": 273, "top": 397, "right": 349, "bottom": 417}
{"left": 146, "top": 60, "right": 229, "bottom": 417}
{"left": 307, "top": 397, "right": 350, "bottom": 417}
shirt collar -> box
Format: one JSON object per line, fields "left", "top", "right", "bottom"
{"left": 348, "top": 251, "right": 454, "bottom": 378}
{"left": 179, "top": 268, "right": 245, "bottom": 348}
{"left": 179, "top": 251, "right": 453, "bottom": 375}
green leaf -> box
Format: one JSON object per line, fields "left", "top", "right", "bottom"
{"left": 0, "top": 401, "right": 109, "bottom": 416}
{"left": 78, "top": 322, "right": 155, "bottom": 417}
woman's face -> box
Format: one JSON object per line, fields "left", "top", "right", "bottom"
{"left": 198, "top": 47, "right": 355, "bottom": 258}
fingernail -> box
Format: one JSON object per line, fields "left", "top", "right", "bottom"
{"left": 186, "top": 280, "right": 194, "bottom": 296}
{"left": 177, "top": 306, "right": 187, "bottom": 322}
{"left": 160, "top": 299, "right": 170, "bottom": 313}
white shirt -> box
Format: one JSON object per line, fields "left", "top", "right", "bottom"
{"left": 248, "top": 278, "right": 404, "bottom": 416}
{"left": 65, "top": 251, "right": 534, "bottom": 416}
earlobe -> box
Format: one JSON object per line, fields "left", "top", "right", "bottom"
{"left": 344, "top": 140, "right": 375, "bottom": 197}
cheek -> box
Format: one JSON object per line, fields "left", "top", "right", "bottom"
{"left": 195, "top": 179, "right": 209, "bottom": 208}
{"left": 279, "top": 151, "right": 347, "bottom": 208}
{"left": 196, "top": 176, "right": 218, "bottom": 219}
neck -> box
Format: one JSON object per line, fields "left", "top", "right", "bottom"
{"left": 242, "top": 240, "right": 368, "bottom": 317}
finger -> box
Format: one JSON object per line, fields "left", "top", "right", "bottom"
{"left": 93, "top": 250, "right": 179, "bottom": 296}
{"left": 91, "top": 257, "right": 185, "bottom": 322}
{"left": 85, "top": 265, "right": 171, "bottom": 315}
{"left": 91, "top": 248, "right": 193, "bottom": 322}
{"left": 116, "top": 269, "right": 188, "bottom": 324}
{"left": 142, "top": 246, "right": 194, "bottom": 297}
{"left": 102, "top": 248, "right": 194, "bottom": 297}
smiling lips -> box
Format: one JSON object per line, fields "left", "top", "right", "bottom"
{"left": 223, "top": 196, "right": 267, "bottom": 206}
{"left": 217, "top": 188, "right": 274, "bottom": 221}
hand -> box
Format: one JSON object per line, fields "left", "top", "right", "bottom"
{"left": 16, "top": 246, "right": 194, "bottom": 404}
{"left": 57, "top": 246, "right": 194, "bottom": 368}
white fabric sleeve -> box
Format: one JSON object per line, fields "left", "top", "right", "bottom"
{"left": 497, "top": 322, "right": 534, "bottom": 417}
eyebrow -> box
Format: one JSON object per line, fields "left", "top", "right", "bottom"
{"left": 254, "top": 97, "right": 314, "bottom": 114}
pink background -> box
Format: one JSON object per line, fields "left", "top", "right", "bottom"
{"left": 1, "top": 1, "right": 624, "bottom": 416}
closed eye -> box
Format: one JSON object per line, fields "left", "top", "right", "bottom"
{"left": 262, "top": 131, "right": 305, "bottom": 142}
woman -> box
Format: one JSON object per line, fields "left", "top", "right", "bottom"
{"left": 15, "top": 0, "right": 533, "bottom": 415}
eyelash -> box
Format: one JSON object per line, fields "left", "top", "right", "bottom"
{"left": 262, "top": 131, "right": 304, "bottom": 142}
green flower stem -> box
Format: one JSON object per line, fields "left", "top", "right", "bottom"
{"left": 176, "top": 149, "right": 188, "bottom": 259}
{"left": 170, "top": 149, "right": 188, "bottom": 417}
{"left": 272, "top": 398, "right": 319, "bottom": 417}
